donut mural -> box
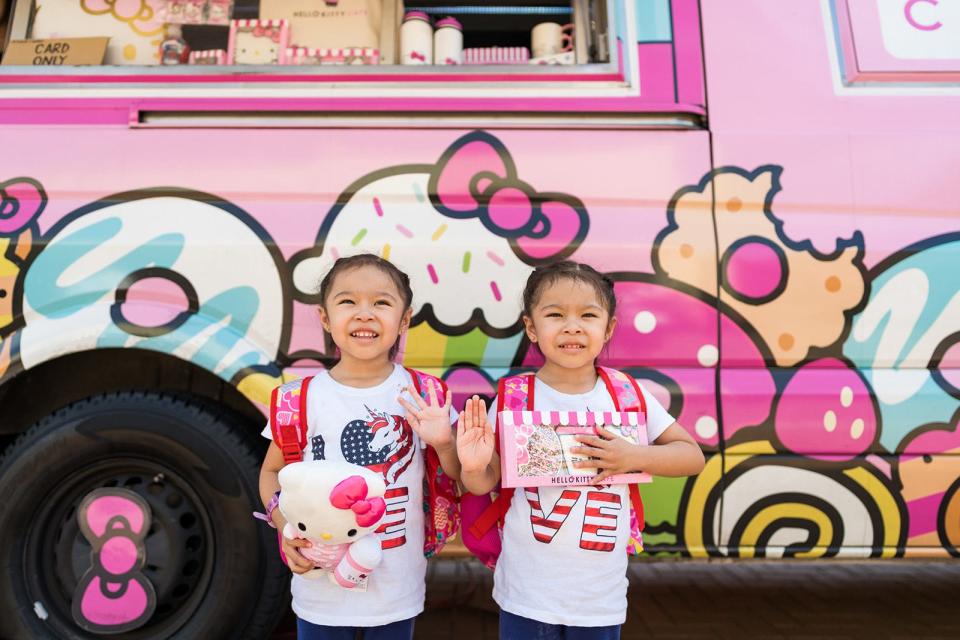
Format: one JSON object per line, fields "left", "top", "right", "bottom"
{"left": 2, "top": 130, "right": 958, "bottom": 559}
{"left": 14, "top": 188, "right": 290, "bottom": 408}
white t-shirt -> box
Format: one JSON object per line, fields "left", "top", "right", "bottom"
{"left": 488, "top": 376, "right": 674, "bottom": 627}
{"left": 262, "top": 364, "right": 454, "bottom": 627}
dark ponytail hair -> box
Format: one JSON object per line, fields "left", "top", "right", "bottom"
{"left": 317, "top": 254, "right": 414, "bottom": 361}
{"left": 521, "top": 260, "right": 617, "bottom": 321}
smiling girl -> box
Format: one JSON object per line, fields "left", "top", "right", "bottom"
{"left": 457, "top": 260, "right": 704, "bottom": 640}
{"left": 259, "top": 254, "right": 460, "bottom": 640}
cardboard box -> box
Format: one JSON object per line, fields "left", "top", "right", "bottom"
{"left": 1, "top": 37, "right": 109, "bottom": 66}
{"left": 499, "top": 410, "right": 653, "bottom": 488}
{"left": 260, "top": 0, "right": 380, "bottom": 50}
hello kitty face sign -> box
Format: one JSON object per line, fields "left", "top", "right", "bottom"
{"left": 289, "top": 131, "right": 590, "bottom": 336}
{"left": 228, "top": 19, "right": 289, "bottom": 65}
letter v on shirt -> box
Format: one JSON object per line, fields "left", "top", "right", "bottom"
{"left": 488, "top": 376, "right": 673, "bottom": 627}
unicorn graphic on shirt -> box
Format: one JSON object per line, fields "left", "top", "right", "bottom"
{"left": 366, "top": 409, "right": 415, "bottom": 485}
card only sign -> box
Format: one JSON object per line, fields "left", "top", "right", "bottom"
{"left": 2, "top": 38, "right": 109, "bottom": 66}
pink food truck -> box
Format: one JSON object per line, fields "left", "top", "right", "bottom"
{"left": 0, "top": 0, "right": 958, "bottom": 637}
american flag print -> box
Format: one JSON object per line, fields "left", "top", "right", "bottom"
{"left": 339, "top": 407, "right": 414, "bottom": 550}
{"left": 310, "top": 435, "right": 326, "bottom": 460}
{"left": 580, "top": 491, "right": 622, "bottom": 552}
{"left": 526, "top": 488, "right": 580, "bottom": 544}
{"left": 341, "top": 407, "right": 415, "bottom": 485}
{"left": 340, "top": 416, "right": 389, "bottom": 467}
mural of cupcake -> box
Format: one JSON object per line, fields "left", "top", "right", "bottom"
{"left": 289, "top": 131, "right": 590, "bottom": 352}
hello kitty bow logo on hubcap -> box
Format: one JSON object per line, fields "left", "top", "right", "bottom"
{"left": 73, "top": 489, "right": 157, "bottom": 634}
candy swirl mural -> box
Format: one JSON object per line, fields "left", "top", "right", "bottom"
{"left": 0, "top": 131, "right": 957, "bottom": 559}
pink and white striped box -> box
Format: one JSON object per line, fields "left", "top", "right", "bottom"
{"left": 499, "top": 410, "right": 652, "bottom": 488}
{"left": 189, "top": 49, "right": 227, "bottom": 65}
{"left": 285, "top": 47, "right": 380, "bottom": 66}
{"left": 463, "top": 47, "right": 529, "bottom": 65}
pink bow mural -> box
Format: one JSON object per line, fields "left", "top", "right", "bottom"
{"left": 0, "top": 178, "right": 46, "bottom": 236}
{"left": 429, "top": 131, "right": 590, "bottom": 264}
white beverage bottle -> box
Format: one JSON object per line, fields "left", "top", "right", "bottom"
{"left": 433, "top": 16, "right": 463, "bottom": 65}
{"left": 400, "top": 11, "right": 433, "bottom": 65}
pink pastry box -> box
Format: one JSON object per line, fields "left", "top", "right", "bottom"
{"left": 499, "top": 410, "right": 652, "bottom": 488}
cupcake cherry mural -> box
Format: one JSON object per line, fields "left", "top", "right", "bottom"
{"left": 773, "top": 358, "right": 878, "bottom": 460}
{"left": 289, "top": 131, "right": 590, "bottom": 400}
{"left": 656, "top": 166, "right": 866, "bottom": 368}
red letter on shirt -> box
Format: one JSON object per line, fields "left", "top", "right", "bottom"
{"left": 580, "top": 491, "right": 621, "bottom": 552}
{"left": 526, "top": 488, "right": 581, "bottom": 544}
{"left": 376, "top": 486, "right": 409, "bottom": 549}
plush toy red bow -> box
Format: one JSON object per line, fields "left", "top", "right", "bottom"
{"left": 330, "top": 476, "right": 387, "bottom": 527}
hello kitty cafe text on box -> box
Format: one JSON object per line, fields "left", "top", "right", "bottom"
{"left": 500, "top": 410, "right": 652, "bottom": 489}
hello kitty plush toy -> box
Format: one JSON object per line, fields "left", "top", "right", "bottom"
{"left": 277, "top": 460, "right": 387, "bottom": 588}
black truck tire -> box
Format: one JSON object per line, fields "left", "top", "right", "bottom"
{"left": 0, "top": 392, "right": 289, "bottom": 640}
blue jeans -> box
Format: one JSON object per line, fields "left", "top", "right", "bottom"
{"left": 500, "top": 610, "right": 620, "bottom": 640}
{"left": 296, "top": 617, "right": 415, "bottom": 640}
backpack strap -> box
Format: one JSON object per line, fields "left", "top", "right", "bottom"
{"left": 465, "top": 373, "right": 533, "bottom": 539}
{"left": 628, "top": 484, "right": 645, "bottom": 534}
{"left": 403, "top": 368, "right": 461, "bottom": 557}
{"left": 597, "top": 366, "right": 646, "bottom": 414}
{"left": 405, "top": 367, "right": 446, "bottom": 402}
{"left": 269, "top": 377, "right": 313, "bottom": 465}
{"left": 597, "top": 366, "right": 647, "bottom": 536}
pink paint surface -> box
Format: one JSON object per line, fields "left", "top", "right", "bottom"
{"left": 703, "top": 0, "right": 960, "bottom": 283}
{"left": 773, "top": 358, "right": 878, "bottom": 458}
{"left": 637, "top": 43, "right": 676, "bottom": 102}
{"left": 121, "top": 278, "right": 191, "bottom": 327}
{"left": 671, "top": 0, "right": 706, "bottom": 105}
{"left": 80, "top": 576, "right": 148, "bottom": 625}
{"left": 100, "top": 537, "right": 139, "bottom": 575}
{"left": 839, "top": 0, "right": 960, "bottom": 79}
{"left": 724, "top": 240, "right": 783, "bottom": 300}
{"left": 939, "top": 342, "right": 960, "bottom": 392}
{"left": 85, "top": 496, "right": 145, "bottom": 538}
{"left": 906, "top": 491, "right": 943, "bottom": 538}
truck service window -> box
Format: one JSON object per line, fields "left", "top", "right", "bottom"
{"left": 0, "top": 0, "right": 611, "bottom": 72}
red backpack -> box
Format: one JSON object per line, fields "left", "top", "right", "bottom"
{"left": 269, "top": 368, "right": 460, "bottom": 558}
{"left": 461, "top": 367, "right": 647, "bottom": 568}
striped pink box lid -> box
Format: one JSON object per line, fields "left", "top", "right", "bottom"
{"left": 499, "top": 410, "right": 652, "bottom": 488}
{"left": 286, "top": 47, "right": 380, "bottom": 65}
{"left": 188, "top": 49, "right": 226, "bottom": 65}
{"left": 463, "top": 47, "right": 530, "bottom": 65}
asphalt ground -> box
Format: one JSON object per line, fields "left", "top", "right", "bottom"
{"left": 272, "top": 558, "right": 960, "bottom": 639}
